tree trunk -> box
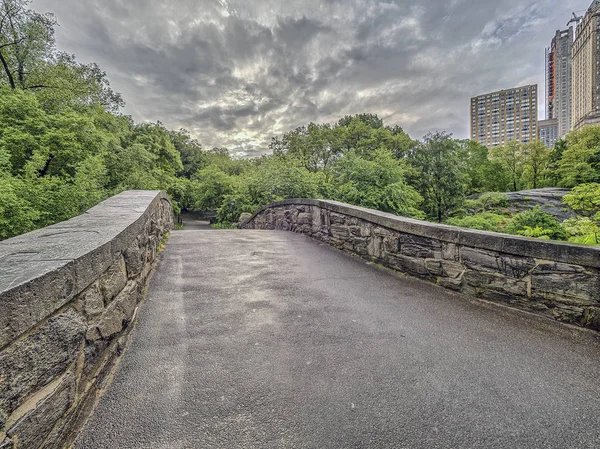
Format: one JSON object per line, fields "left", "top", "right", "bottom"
{"left": 0, "top": 50, "right": 15, "bottom": 89}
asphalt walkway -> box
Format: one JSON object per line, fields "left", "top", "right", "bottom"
{"left": 75, "top": 230, "right": 600, "bottom": 449}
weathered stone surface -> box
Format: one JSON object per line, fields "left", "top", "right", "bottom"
{"left": 386, "top": 254, "right": 429, "bottom": 277}
{"left": 0, "top": 310, "right": 85, "bottom": 421}
{"left": 428, "top": 259, "right": 465, "bottom": 279}
{"left": 330, "top": 225, "right": 349, "bottom": 241}
{"left": 296, "top": 212, "right": 312, "bottom": 225}
{"left": 425, "top": 260, "right": 443, "bottom": 277}
{"left": 0, "top": 261, "right": 77, "bottom": 350}
{"left": 0, "top": 191, "right": 172, "bottom": 349}
{"left": 367, "top": 236, "right": 384, "bottom": 260}
{"left": 0, "top": 191, "right": 172, "bottom": 448}
{"left": 463, "top": 271, "right": 528, "bottom": 300}
{"left": 442, "top": 242, "right": 459, "bottom": 261}
{"left": 531, "top": 263, "right": 599, "bottom": 304}
{"left": 7, "top": 373, "right": 75, "bottom": 449}
{"left": 237, "top": 213, "right": 252, "bottom": 228}
{"left": 441, "top": 260, "right": 465, "bottom": 279}
{"left": 460, "top": 247, "right": 536, "bottom": 278}
{"left": 581, "top": 307, "right": 600, "bottom": 331}
{"left": 330, "top": 213, "right": 346, "bottom": 225}
{"left": 94, "top": 281, "right": 140, "bottom": 340}
{"left": 438, "top": 276, "right": 463, "bottom": 291}
{"left": 100, "top": 257, "right": 127, "bottom": 303}
{"left": 80, "top": 282, "right": 104, "bottom": 320}
{"left": 124, "top": 246, "right": 144, "bottom": 278}
{"left": 399, "top": 234, "right": 442, "bottom": 259}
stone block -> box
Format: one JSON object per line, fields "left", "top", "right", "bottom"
{"left": 330, "top": 225, "right": 349, "bottom": 241}
{"left": 296, "top": 212, "right": 312, "bottom": 225}
{"left": 460, "top": 247, "right": 536, "bottom": 279}
{"left": 399, "top": 234, "right": 442, "bottom": 259}
{"left": 531, "top": 263, "right": 599, "bottom": 304}
{"left": 425, "top": 260, "right": 443, "bottom": 277}
{"left": 95, "top": 307, "right": 125, "bottom": 340}
{"left": 93, "top": 281, "right": 140, "bottom": 340}
{"left": 438, "top": 276, "right": 463, "bottom": 291}
{"left": 7, "top": 373, "right": 75, "bottom": 449}
{"left": 441, "top": 260, "right": 465, "bottom": 279}
{"left": 463, "top": 271, "right": 528, "bottom": 300}
{"left": 353, "top": 238, "right": 369, "bottom": 256}
{"left": 124, "top": 246, "right": 145, "bottom": 278}
{"left": 0, "top": 310, "right": 85, "bottom": 422}
{"left": 372, "top": 226, "right": 394, "bottom": 237}
{"left": 367, "top": 236, "right": 384, "bottom": 260}
{"left": 330, "top": 213, "right": 346, "bottom": 225}
{"left": 442, "top": 242, "right": 459, "bottom": 261}
{"left": 386, "top": 254, "right": 429, "bottom": 277}
{"left": 80, "top": 282, "right": 104, "bottom": 320}
{"left": 383, "top": 235, "right": 400, "bottom": 254}
{"left": 99, "top": 257, "right": 127, "bottom": 303}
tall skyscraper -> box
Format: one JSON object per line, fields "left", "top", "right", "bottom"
{"left": 573, "top": 1, "right": 600, "bottom": 129}
{"left": 470, "top": 85, "right": 538, "bottom": 148}
{"left": 546, "top": 28, "right": 573, "bottom": 137}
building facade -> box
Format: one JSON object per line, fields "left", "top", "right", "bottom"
{"left": 470, "top": 85, "right": 538, "bottom": 148}
{"left": 572, "top": 1, "right": 600, "bottom": 129}
{"left": 538, "top": 118, "right": 559, "bottom": 147}
{"left": 546, "top": 28, "right": 573, "bottom": 137}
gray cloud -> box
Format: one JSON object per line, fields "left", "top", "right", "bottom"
{"left": 33, "top": 0, "right": 582, "bottom": 155}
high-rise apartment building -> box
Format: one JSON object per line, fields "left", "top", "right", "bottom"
{"left": 538, "top": 118, "right": 559, "bottom": 147}
{"left": 573, "top": 1, "right": 600, "bottom": 129}
{"left": 470, "top": 85, "right": 538, "bottom": 148}
{"left": 546, "top": 28, "right": 573, "bottom": 137}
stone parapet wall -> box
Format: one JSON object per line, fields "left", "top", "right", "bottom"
{"left": 0, "top": 191, "right": 173, "bottom": 449}
{"left": 244, "top": 199, "right": 600, "bottom": 332}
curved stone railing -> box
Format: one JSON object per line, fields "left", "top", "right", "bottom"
{"left": 0, "top": 191, "right": 173, "bottom": 449}
{"left": 243, "top": 199, "right": 600, "bottom": 332}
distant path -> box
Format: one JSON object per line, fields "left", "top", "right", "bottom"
{"left": 179, "top": 212, "right": 213, "bottom": 230}
{"left": 75, "top": 230, "right": 600, "bottom": 449}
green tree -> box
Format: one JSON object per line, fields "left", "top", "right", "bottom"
{"left": 0, "top": 0, "right": 55, "bottom": 90}
{"left": 558, "top": 126, "right": 600, "bottom": 187}
{"left": 169, "top": 129, "right": 205, "bottom": 179}
{"left": 522, "top": 140, "right": 550, "bottom": 189}
{"left": 332, "top": 148, "right": 424, "bottom": 218}
{"left": 489, "top": 140, "right": 524, "bottom": 192}
{"left": 456, "top": 139, "right": 510, "bottom": 193}
{"left": 411, "top": 132, "right": 467, "bottom": 222}
{"left": 193, "top": 165, "right": 235, "bottom": 211}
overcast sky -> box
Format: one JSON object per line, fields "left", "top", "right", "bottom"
{"left": 32, "top": 0, "right": 583, "bottom": 157}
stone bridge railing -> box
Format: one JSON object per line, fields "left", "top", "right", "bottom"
{"left": 0, "top": 191, "right": 173, "bottom": 449}
{"left": 243, "top": 199, "right": 600, "bottom": 332}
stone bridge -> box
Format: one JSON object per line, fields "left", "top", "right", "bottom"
{"left": 1, "top": 191, "right": 599, "bottom": 449}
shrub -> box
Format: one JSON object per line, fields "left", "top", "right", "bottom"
{"left": 505, "top": 206, "right": 566, "bottom": 240}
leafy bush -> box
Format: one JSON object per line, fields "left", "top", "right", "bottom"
{"left": 504, "top": 206, "right": 566, "bottom": 240}
{"left": 464, "top": 192, "right": 509, "bottom": 214}
{"left": 446, "top": 212, "right": 508, "bottom": 232}
{"left": 561, "top": 216, "right": 600, "bottom": 245}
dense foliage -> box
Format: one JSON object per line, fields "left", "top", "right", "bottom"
{"left": 1, "top": 0, "right": 600, "bottom": 246}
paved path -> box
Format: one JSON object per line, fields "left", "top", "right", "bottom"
{"left": 179, "top": 213, "right": 213, "bottom": 230}
{"left": 75, "top": 230, "right": 600, "bottom": 449}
